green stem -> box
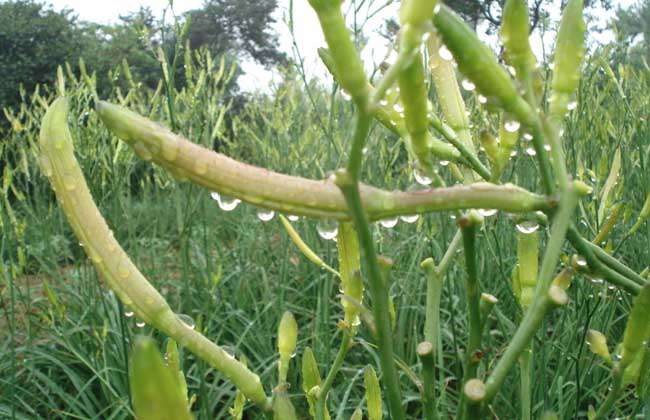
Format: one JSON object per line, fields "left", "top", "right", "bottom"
{"left": 335, "top": 112, "right": 406, "bottom": 420}
{"left": 484, "top": 188, "right": 577, "bottom": 402}
{"left": 315, "top": 330, "right": 353, "bottom": 420}
{"left": 417, "top": 342, "right": 438, "bottom": 420}
{"left": 593, "top": 366, "right": 624, "bottom": 419}
{"left": 519, "top": 347, "right": 532, "bottom": 420}
{"left": 583, "top": 239, "right": 647, "bottom": 286}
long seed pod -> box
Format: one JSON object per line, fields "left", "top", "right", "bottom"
{"left": 549, "top": 0, "right": 586, "bottom": 120}
{"left": 96, "top": 101, "right": 551, "bottom": 219}
{"left": 301, "top": 347, "right": 329, "bottom": 419}
{"left": 628, "top": 193, "right": 650, "bottom": 235}
{"left": 278, "top": 311, "right": 298, "bottom": 384}
{"left": 516, "top": 227, "right": 539, "bottom": 309}
{"left": 501, "top": 0, "right": 536, "bottom": 79}
{"left": 39, "top": 98, "right": 269, "bottom": 409}
{"left": 129, "top": 336, "right": 193, "bottom": 420}
{"left": 432, "top": 5, "right": 534, "bottom": 126}
{"left": 279, "top": 215, "right": 339, "bottom": 277}
{"left": 364, "top": 365, "right": 383, "bottom": 420}
{"left": 620, "top": 284, "right": 650, "bottom": 368}
{"left": 337, "top": 222, "right": 363, "bottom": 327}
{"left": 307, "top": 0, "right": 369, "bottom": 105}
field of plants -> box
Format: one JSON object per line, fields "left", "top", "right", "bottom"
{"left": 1, "top": 0, "right": 649, "bottom": 418}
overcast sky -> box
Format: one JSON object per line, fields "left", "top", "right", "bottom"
{"left": 47, "top": 0, "right": 636, "bottom": 91}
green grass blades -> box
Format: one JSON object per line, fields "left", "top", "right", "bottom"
{"left": 129, "top": 336, "right": 192, "bottom": 420}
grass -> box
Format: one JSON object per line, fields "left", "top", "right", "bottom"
{"left": 1, "top": 41, "right": 649, "bottom": 418}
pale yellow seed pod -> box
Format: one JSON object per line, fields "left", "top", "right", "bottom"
{"left": 278, "top": 311, "right": 298, "bottom": 383}
{"left": 586, "top": 329, "right": 611, "bottom": 362}
{"left": 364, "top": 366, "right": 382, "bottom": 420}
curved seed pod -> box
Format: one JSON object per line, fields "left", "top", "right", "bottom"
{"left": 593, "top": 202, "right": 622, "bottom": 244}
{"left": 278, "top": 311, "right": 298, "bottom": 384}
{"left": 96, "top": 101, "right": 552, "bottom": 218}
{"left": 501, "top": 0, "right": 536, "bottom": 77}
{"left": 337, "top": 223, "right": 363, "bottom": 327}
{"left": 549, "top": 0, "right": 585, "bottom": 119}
{"left": 39, "top": 98, "right": 269, "bottom": 409}
{"left": 165, "top": 339, "right": 190, "bottom": 405}
{"left": 433, "top": 5, "right": 534, "bottom": 126}
{"left": 279, "top": 215, "right": 339, "bottom": 277}
{"left": 307, "top": 0, "right": 369, "bottom": 104}
{"left": 301, "top": 347, "right": 329, "bottom": 418}
{"left": 350, "top": 408, "right": 363, "bottom": 420}
{"left": 364, "top": 366, "right": 382, "bottom": 420}
{"left": 620, "top": 284, "right": 650, "bottom": 368}
{"left": 129, "top": 336, "right": 193, "bottom": 420}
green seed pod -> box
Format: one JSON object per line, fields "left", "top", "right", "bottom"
{"left": 307, "top": 0, "right": 369, "bottom": 103}
{"left": 620, "top": 284, "right": 650, "bottom": 368}
{"left": 549, "top": 0, "right": 585, "bottom": 119}
{"left": 501, "top": 0, "right": 536, "bottom": 76}
{"left": 280, "top": 215, "right": 339, "bottom": 276}
{"left": 622, "top": 345, "right": 647, "bottom": 385}
{"left": 432, "top": 5, "right": 534, "bottom": 126}
{"left": 400, "top": 0, "right": 437, "bottom": 26}
{"left": 272, "top": 392, "right": 298, "bottom": 420}
{"left": 337, "top": 223, "right": 363, "bottom": 327}
{"left": 165, "top": 339, "right": 189, "bottom": 404}
{"left": 350, "top": 408, "right": 363, "bottom": 420}
{"left": 629, "top": 193, "right": 650, "bottom": 235}
{"left": 41, "top": 99, "right": 269, "bottom": 409}
{"left": 301, "top": 347, "right": 321, "bottom": 393}
{"left": 129, "top": 337, "right": 193, "bottom": 420}
{"left": 364, "top": 366, "right": 382, "bottom": 420}
{"left": 278, "top": 311, "right": 298, "bottom": 383}
{"left": 551, "top": 267, "right": 574, "bottom": 290}
{"left": 516, "top": 227, "right": 539, "bottom": 309}
{"left": 586, "top": 329, "right": 611, "bottom": 362}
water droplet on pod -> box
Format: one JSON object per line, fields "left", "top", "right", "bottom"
{"left": 567, "top": 101, "right": 578, "bottom": 110}
{"left": 461, "top": 79, "right": 475, "bottom": 91}
{"left": 135, "top": 320, "right": 146, "bottom": 328}
{"left": 575, "top": 255, "right": 588, "bottom": 267}
{"left": 478, "top": 95, "right": 488, "bottom": 104}
{"left": 414, "top": 168, "right": 432, "bottom": 186}
{"left": 124, "top": 311, "right": 134, "bottom": 318}
{"left": 287, "top": 214, "right": 300, "bottom": 222}
{"left": 439, "top": 160, "right": 450, "bottom": 167}
{"left": 504, "top": 120, "right": 520, "bottom": 133}
{"left": 525, "top": 147, "right": 537, "bottom": 156}
{"left": 177, "top": 313, "right": 196, "bottom": 330}
{"left": 478, "top": 209, "right": 498, "bottom": 217}
{"left": 438, "top": 45, "right": 453, "bottom": 61}
{"left": 379, "top": 217, "right": 399, "bottom": 229}
{"left": 400, "top": 214, "right": 419, "bottom": 224}
{"left": 316, "top": 220, "right": 338, "bottom": 240}
{"left": 515, "top": 221, "right": 539, "bottom": 234}
{"left": 217, "top": 194, "right": 241, "bottom": 211}
{"left": 257, "top": 209, "right": 275, "bottom": 222}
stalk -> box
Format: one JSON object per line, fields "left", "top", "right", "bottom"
{"left": 97, "top": 101, "right": 551, "bottom": 219}
{"left": 315, "top": 331, "right": 353, "bottom": 420}
{"left": 334, "top": 112, "right": 406, "bottom": 420}
{"left": 417, "top": 341, "right": 438, "bottom": 420}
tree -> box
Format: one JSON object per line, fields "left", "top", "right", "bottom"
{"left": 0, "top": 0, "right": 81, "bottom": 110}
{"left": 186, "top": 0, "right": 286, "bottom": 67}
{"left": 612, "top": 0, "right": 650, "bottom": 65}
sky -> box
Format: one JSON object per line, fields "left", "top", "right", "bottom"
{"left": 47, "top": 0, "right": 637, "bottom": 92}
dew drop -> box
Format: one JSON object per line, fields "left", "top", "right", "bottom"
{"left": 63, "top": 174, "right": 77, "bottom": 191}
{"left": 590, "top": 277, "right": 604, "bottom": 285}
{"left": 287, "top": 214, "right": 300, "bottom": 222}
{"left": 421, "top": 32, "right": 431, "bottom": 42}
{"left": 438, "top": 45, "right": 453, "bottom": 61}
{"left": 567, "top": 101, "right": 578, "bottom": 110}
{"left": 341, "top": 91, "right": 351, "bottom": 101}
{"left": 177, "top": 313, "right": 196, "bottom": 330}
{"left": 515, "top": 220, "right": 539, "bottom": 234}
{"left": 439, "top": 160, "right": 450, "bottom": 167}
{"left": 117, "top": 260, "right": 130, "bottom": 278}
{"left": 478, "top": 95, "right": 488, "bottom": 104}
{"left": 133, "top": 142, "right": 152, "bottom": 161}
{"left": 379, "top": 217, "right": 399, "bottom": 229}
{"left": 124, "top": 311, "right": 134, "bottom": 318}
{"left": 525, "top": 147, "right": 537, "bottom": 156}
{"left": 257, "top": 209, "right": 275, "bottom": 222}
{"left": 433, "top": 4, "right": 441, "bottom": 13}
{"left": 210, "top": 191, "right": 220, "bottom": 201}
{"left": 379, "top": 99, "right": 388, "bottom": 107}
{"left": 393, "top": 103, "right": 404, "bottom": 113}
{"left": 504, "top": 120, "right": 521, "bottom": 133}
{"left": 478, "top": 209, "right": 498, "bottom": 217}
{"left": 523, "top": 133, "right": 533, "bottom": 142}
{"left": 217, "top": 194, "right": 241, "bottom": 211}
{"left": 575, "top": 255, "right": 588, "bottom": 267}
{"left": 135, "top": 320, "right": 146, "bottom": 328}
{"left": 461, "top": 79, "right": 476, "bottom": 91}
{"left": 400, "top": 214, "right": 420, "bottom": 224}
{"left": 39, "top": 155, "right": 53, "bottom": 177}
{"left": 194, "top": 160, "right": 208, "bottom": 175}
{"left": 543, "top": 144, "right": 552, "bottom": 152}
{"left": 316, "top": 220, "right": 338, "bottom": 240}
{"left": 414, "top": 168, "right": 432, "bottom": 186}
{"left": 510, "top": 150, "right": 518, "bottom": 157}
